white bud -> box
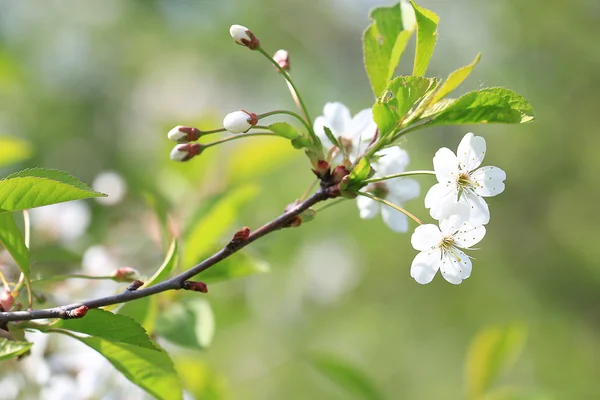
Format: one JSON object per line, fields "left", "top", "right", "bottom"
{"left": 167, "top": 125, "right": 201, "bottom": 143}
{"left": 273, "top": 49, "right": 290, "bottom": 71}
{"left": 229, "top": 25, "right": 260, "bottom": 50}
{"left": 170, "top": 143, "right": 202, "bottom": 162}
{"left": 223, "top": 110, "right": 257, "bottom": 133}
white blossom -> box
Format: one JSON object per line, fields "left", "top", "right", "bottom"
{"left": 92, "top": 171, "right": 127, "bottom": 206}
{"left": 223, "top": 110, "right": 257, "bottom": 133}
{"left": 313, "top": 102, "right": 376, "bottom": 163}
{"left": 424, "top": 132, "right": 506, "bottom": 225}
{"left": 410, "top": 202, "right": 486, "bottom": 285}
{"left": 230, "top": 25, "right": 251, "bottom": 44}
{"left": 356, "top": 147, "right": 420, "bottom": 232}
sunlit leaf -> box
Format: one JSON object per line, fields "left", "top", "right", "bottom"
{"left": 310, "top": 353, "right": 384, "bottom": 400}
{"left": 227, "top": 137, "right": 298, "bottom": 183}
{"left": 411, "top": 0, "right": 439, "bottom": 77}
{"left": 194, "top": 251, "right": 270, "bottom": 283}
{"left": 268, "top": 122, "right": 301, "bottom": 140}
{"left": 175, "top": 358, "right": 229, "bottom": 400}
{"left": 0, "top": 136, "right": 32, "bottom": 168}
{"left": 156, "top": 297, "right": 215, "bottom": 350}
{"left": 118, "top": 295, "right": 159, "bottom": 335}
{"left": 0, "top": 338, "right": 32, "bottom": 361}
{"left": 145, "top": 238, "right": 178, "bottom": 287}
{"left": 0, "top": 212, "right": 29, "bottom": 279}
{"left": 341, "top": 157, "right": 373, "bottom": 193}
{"left": 431, "top": 53, "right": 481, "bottom": 104}
{"left": 0, "top": 168, "right": 105, "bottom": 212}
{"left": 465, "top": 324, "right": 527, "bottom": 399}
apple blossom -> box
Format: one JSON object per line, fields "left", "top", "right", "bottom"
{"left": 357, "top": 147, "right": 420, "bottom": 232}
{"left": 410, "top": 202, "right": 486, "bottom": 285}
{"left": 424, "top": 132, "right": 506, "bottom": 225}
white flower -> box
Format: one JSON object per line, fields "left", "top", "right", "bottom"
{"left": 313, "top": 102, "right": 376, "bottom": 162}
{"left": 424, "top": 132, "right": 506, "bottom": 225}
{"left": 30, "top": 201, "right": 91, "bottom": 244}
{"left": 356, "top": 147, "right": 420, "bottom": 232}
{"left": 410, "top": 202, "right": 486, "bottom": 285}
{"left": 223, "top": 110, "right": 257, "bottom": 133}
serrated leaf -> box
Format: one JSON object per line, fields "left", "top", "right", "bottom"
{"left": 0, "top": 136, "right": 32, "bottom": 168}
{"left": 0, "top": 212, "right": 29, "bottom": 279}
{"left": 118, "top": 295, "right": 158, "bottom": 335}
{"left": 431, "top": 53, "right": 481, "bottom": 104}
{"left": 156, "top": 297, "right": 214, "bottom": 350}
{"left": 60, "top": 333, "right": 182, "bottom": 400}
{"left": 0, "top": 168, "right": 105, "bottom": 212}
{"left": 310, "top": 353, "right": 384, "bottom": 400}
{"left": 363, "top": 3, "right": 416, "bottom": 97}
{"left": 421, "top": 98, "right": 456, "bottom": 119}
{"left": 267, "top": 122, "right": 301, "bottom": 140}
{"left": 465, "top": 324, "right": 527, "bottom": 399}
{"left": 194, "top": 251, "right": 270, "bottom": 283}
{"left": 183, "top": 185, "right": 258, "bottom": 267}
{"left": 145, "top": 238, "right": 178, "bottom": 287}
{"left": 426, "top": 87, "right": 535, "bottom": 126}
{"left": 411, "top": 0, "right": 439, "bottom": 77}
{"left": 0, "top": 338, "right": 32, "bottom": 361}
{"left": 53, "top": 309, "right": 159, "bottom": 351}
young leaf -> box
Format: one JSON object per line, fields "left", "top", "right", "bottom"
{"left": 465, "top": 324, "right": 527, "bottom": 399}
{"left": 155, "top": 297, "right": 215, "bottom": 350}
{"left": 431, "top": 53, "right": 481, "bottom": 104}
{"left": 268, "top": 122, "right": 301, "bottom": 140}
{"left": 0, "top": 212, "right": 29, "bottom": 279}
{"left": 363, "top": 3, "right": 416, "bottom": 97}
{"left": 193, "top": 251, "right": 270, "bottom": 283}
{"left": 310, "top": 353, "right": 384, "bottom": 400}
{"left": 341, "top": 157, "right": 373, "bottom": 193}
{"left": 323, "top": 126, "right": 342, "bottom": 150}
{"left": 61, "top": 334, "right": 183, "bottom": 400}
{"left": 0, "top": 338, "right": 32, "bottom": 361}
{"left": 410, "top": 0, "right": 439, "bottom": 77}
{"left": 53, "top": 309, "right": 159, "bottom": 351}
{"left": 145, "top": 238, "right": 178, "bottom": 287}
{"left": 425, "top": 87, "right": 535, "bottom": 126}
{"left": 0, "top": 168, "right": 105, "bottom": 212}
{"left": 0, "top": 136, "right": 32, "bottom": 168}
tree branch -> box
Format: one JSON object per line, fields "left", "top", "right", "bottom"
{"left": 0, "top": 188, "right": 334, "bottom": 323}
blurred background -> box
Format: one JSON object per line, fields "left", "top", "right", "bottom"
{"left": 1, "top": 0, "right": 599, "bottom": 399}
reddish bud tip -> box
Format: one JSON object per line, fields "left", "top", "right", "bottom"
{"left": 273, "top": 49, "right": 290, "bottom": 71}
{"left": 232, "top": 226, "right": 250, "bottom": 242}
{"left": 311, "top": 160, "right": 331, "bottom": 179}
{"left": 112, "top": 267, "right": 140, "bottom": 282}
{"left": 170, "top": 143, "right": 203, "bottom": 162}
{"left": 182, "top": 281, "right": 208, "bottom": 293}
{"left": 66, "top": 305, "right": 89, "bottom": 319}
{"left": 127, "top": 280, "right": 144, "bottom": 291}
{"left": 168, "top": 126, "right": 202, "bottom": 143}
{"left": 332, "top": 165, "right": 351, "bottom": 184}
{"left": 0, "top": 290, "right": 14, "bottom": 312}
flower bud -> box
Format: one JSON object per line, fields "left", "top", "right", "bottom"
{"left": 182, "top": 281, "right": 208, "bottom": 293}
{"left": 167, "top": 126, "right": 202, "bottom": 143}
{"left": 127, "top": 280, "right": 145, "bottom": 291}
{"left": 223, "top": 110, "right": 258, "bottom": 133}
{"left": 0, "top": 290, "right": 14, "bottom": 311}
{"left": 230, "top": 25, "right": 260, "bottom": 50}
{"left": 332, "top": 165, "right": 350, "bottom": 184}
{"left": 170, "top": 143, "right": 203, "bottom": 162}
{"left": 311, "top": 160, "right": 330, "bottom": 179}
{"left": 112, "top": 267, "right": 140, "bottom": 282}
{"left": 66, "top": 305, "right": 88, "bottom": 319}
{"left": 273, "top": 49, "right": 290, "bottom": 71}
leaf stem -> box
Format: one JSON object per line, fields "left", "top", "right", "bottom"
{"left": 31, "top": 274, "right": 117, "bottom": 284}
{"left": 358, "top": 191, "right": 422, "bottom": 225}
{"left": 0, "top": 270, "right": 10, "bottom": 292}
{"left": 313, "top": 198, "right": 346, "bottom": 213}
{"left": 203, "top": 131, "right": 280, "bottom": 148}
{"left": 363, "top": 170, "right": 435, "bottom": 183}
{"left": 257, "top": 110, "right": 313, "bottom": 133}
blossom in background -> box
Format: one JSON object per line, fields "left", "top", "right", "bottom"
{"left": 424, "top": 132, "right": 506, "bottom": 225}
{"left": 410, "top": 202, "right": 486, "bottom": 285}
{"left": 92, "top": 171, "right": 127, "bottom": 206}
{"left": 30, "top": 201, "right": 91, "bottom": 244}
{"left": 357, "top": 147, "right": 420, "bottom": 232}
{"left": 313, "top": 102, "right": 376, "bottom": 163}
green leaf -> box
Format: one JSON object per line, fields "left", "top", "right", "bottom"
{"left": 0, "top": 136, "right": 32, "bottom": 168}
{"left": 53, "top": 309, "right": 159, "bottom": 351}
{"left": 156, "top": 297, "right": 214, "bottom": 350}
{"left": 175, "top": 358, "right": 229, "bottom": 400}
{"left": 0, "top": 212, "right": 29, "bottom": 279}
{"left": 431, "top": 53, "right": 481, "bottom": 104}
{"left": 61, "top": 333, "right": 183, "bottom": 400}
{"left": 465, "top": 324, "right": 527, "bottom": 399}
{"left": 340, "top": 157, "right": 373, "bottom": 193}
{"left": 291, "top": 135, "right": 312, "bottom": 149}
{"left": 426, "top": 87, "right": 535, "bottom": 126}
{"left": 183, "top": 185, "right": 258, "bottom": 267}
{"left": 323, "top": 126, "right": 342, "bottom": 150}
{"left": 118, "top": 296, "right": 159, "bottom": 335}
{"left": 0, "top": 168, "right": 105, "bottom": 212}
{"left": 145, "top": 238, "right": 178, "bottom": 287}
{"left": 194, "top": 251, "right": 270, "bottom": 283}
{"left": 267, "top": 122, "right": 301, "bottom": 140}
{"left": 310, "top": 353, "right": 384, "bottom": 400}
{"left": 0, "top": 338, "right": 32, "bottom": 361}
{"left": 363, "top": 3, "right": 416, "bottom": 97}
{"left": 411, "top": 0, "right": 439, "bottom": 77}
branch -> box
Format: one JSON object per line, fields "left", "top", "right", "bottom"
{"left": 0, "top": 189, "right": 334, "bottom": 323}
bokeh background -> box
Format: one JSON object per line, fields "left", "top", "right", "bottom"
{"left": 1, "top": 0, "right": 599, "bottom": 399}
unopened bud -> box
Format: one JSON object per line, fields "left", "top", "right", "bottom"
{"left": 170, "top": 143, "right": 203, "bottom": 162}
{"left": 311, "top": 160, "right": 330, "bottom": 179}
{"left": 182, "top": 281, "right": 208, "bottom": 293}
{"left": 273, "top": 49, "right": 290, "bottom": 71}
{"left": 127, "top": 280, "right": 144, "bottom": 291}
{"left": 232, "top": 226, "right": 250, "bottom": 242}
{"left": 223, "top": 110, "right": 258, "bottom": 133}
{"left": 112, "top": 267, "right": 140, "bottom": 282}
{"left": 168, "top": 126, "right": 202, "bottom": 143}
{"left": 229, "top": 25, "right": 260, "bottom": 50}
{"left": 332, "top": 165, "right": 350, "bottom": 184}
{"left": 66, "top": 305, "right": 88, "bottom": 319}
{"left": 0, "top": 290, "right": 14, "bottom": 311}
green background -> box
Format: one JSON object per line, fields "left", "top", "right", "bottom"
{"left": 0, "top": 0, "right": 598, "bottom": 398}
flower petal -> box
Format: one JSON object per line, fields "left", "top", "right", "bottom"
{"left": 411, "top": 224, "right": 442, "bottom": 251}
{"left": 454, "top": 223, "right": 486, "bottom": 248}
{"left": 439, "top": 202, "right": 471, "bottom": 234}
{"left": 424, "top": 183, "right": 458, "bottom": 220}
{"left": 375, "top": 147, "right": 409, "bottom": 176}
{"left": 313, "top": 116, "right": 335, "bottom": 150}
{"left": 349, "top": 108, "right": 377, "bottom": 143}
{"left": 462, "top": 192, "right": 490, "bottom": 225}
{"left": 356, "top": 194, "right": 379, "bottom": 219}
{"left": 433, "top": 147, "right": 459, "bottom": 184}
{"left": 440, "top": 249, "right": 471, "bottom": 284}
{"left": 471, "top": 166, "right": 506, "bottom": 197}
{"left": 457, "top": 132, "right": 486, "bottom": 171}
{"left": 323, "top": 102, "right": 351, "bottom": 134}
{"left": 410, "top": 249, "right": 442, "bottom": 284}
{"left": 381, "top": 201, "right": 409, "bottom": 233}
{"left": 388, "top": 178, "right": 420, "bottom": 203}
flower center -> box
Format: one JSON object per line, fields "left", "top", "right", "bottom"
{"left": 440, "top": 235, "right": 455, "bottom": 252}
{"left": 456, "top": 170, "right": 477, "bottom": 192}
{"left": 370, "top": 182, "right": 389, "bottom": 199}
